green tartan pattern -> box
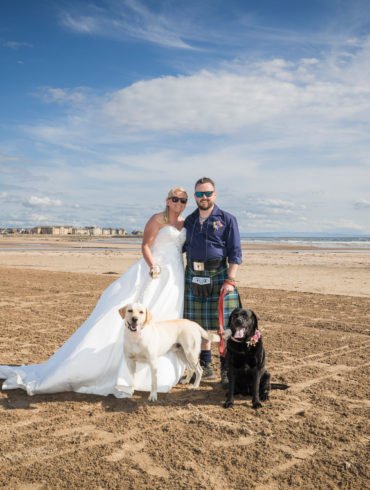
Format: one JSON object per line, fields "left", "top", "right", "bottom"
{"left": 184, "top": 266, "right": 242, "bottom": 331}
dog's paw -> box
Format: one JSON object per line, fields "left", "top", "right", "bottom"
{"left": 148, "top": 392, "right": 157, "bottom": 402}
{"left": 224, "top": 400, "right": 234, "bottom": 409}
{"left": 180, "top": 372, "right": 196, "bottom": 385}
{"left": 252, "top": 400, "right": 262, "bottom": 409}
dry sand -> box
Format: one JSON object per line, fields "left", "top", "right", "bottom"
{"left": 0, "top": 236, "right": 369, "bottom": 488}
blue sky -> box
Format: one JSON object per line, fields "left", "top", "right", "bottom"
{"left": 1, "top": 0, "right": 370, "bottom": 233}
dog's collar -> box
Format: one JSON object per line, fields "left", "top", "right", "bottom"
{"left": 231, "top": 329, "right": 261, "bottom": 346}
{"left": 246, "top": 329, "right": 261, "bottom": 347}
{"left": 230, "top": 336, "right": 243, "bottom": 344}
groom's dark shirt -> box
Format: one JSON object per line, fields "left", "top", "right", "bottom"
{"left": 183, "top": 204, "right": 242, "bottom": 264}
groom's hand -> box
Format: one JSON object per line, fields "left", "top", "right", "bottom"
{"left": 221, "top": 280, "right": 235, "bottom": 295}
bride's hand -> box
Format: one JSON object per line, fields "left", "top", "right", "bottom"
{"left": 149, "top": 265, "right": 161, "bottom": 279}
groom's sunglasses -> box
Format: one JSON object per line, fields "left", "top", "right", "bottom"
{"left": 169, "top": 196, "right": 188, "bottom": 204}
{"left": 195, "top": 191, "right": 214, "bottom": 198}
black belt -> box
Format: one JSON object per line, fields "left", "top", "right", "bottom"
{"left": 189, "top": 258, "right": 227, "bottom": 270}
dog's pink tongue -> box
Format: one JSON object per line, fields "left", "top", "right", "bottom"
{"left": 234, "top": 328, "right": 246, "bottom": 339}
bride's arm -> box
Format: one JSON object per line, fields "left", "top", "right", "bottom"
{"left": 141, "top": 214, "right": 162, "bottom": 273}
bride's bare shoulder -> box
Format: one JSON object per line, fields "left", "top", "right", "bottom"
{"left": 145, "top": 213, "right": 166, "bottom": 229}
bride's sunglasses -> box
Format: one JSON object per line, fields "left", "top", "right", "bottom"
{"left": 194, "top": 191, "right": 214, "bottom": 198}
{"left": 169, "top": 196, "right": 188, "bottom": 204}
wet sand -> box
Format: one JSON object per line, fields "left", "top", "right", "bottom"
{"left": 0, "top": 235, "right": 369, "bottom": 297}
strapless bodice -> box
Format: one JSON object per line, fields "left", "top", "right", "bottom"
{"left": 151, "top": 226, "right": 186, "bottom": 254}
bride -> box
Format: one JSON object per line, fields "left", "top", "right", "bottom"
{"left": 0, "top": 187, "right": 188, "bottom": 398}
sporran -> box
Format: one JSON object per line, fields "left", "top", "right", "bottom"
{"left": 191, "top": 276, "right": 213, "bottom": 298}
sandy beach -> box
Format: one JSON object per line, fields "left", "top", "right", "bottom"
{"left": 0, "top": 236, "right": 369, "bottom": 488}
{"left": 1, "top": 235, "right": 369, "bottom": 296}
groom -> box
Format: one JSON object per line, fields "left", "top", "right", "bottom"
{"left": 183, "top": 177, "right": 242, "bottom": 385}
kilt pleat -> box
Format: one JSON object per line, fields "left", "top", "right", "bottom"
{"left": 184, "top": 266, "right": 242, "bottom": 331}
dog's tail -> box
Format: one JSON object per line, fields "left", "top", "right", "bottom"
{"left": 197, "top": 324, "right": 220, "bottom": 343}
{"left": 270, "top": 383, "right": 289, "bottom": 390}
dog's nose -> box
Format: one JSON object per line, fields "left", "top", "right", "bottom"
{"left": 235, "top": 318, "right": 243, "bottom": 326}
{"left": 132, "top": 316, "right": 138, "bottom": 323}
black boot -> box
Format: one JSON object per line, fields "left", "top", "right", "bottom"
{"left": 200, "top": 350, "right": 216, "bottom": 379}
{"left": 200, "top": 360, "right": 216, "bottom": 379}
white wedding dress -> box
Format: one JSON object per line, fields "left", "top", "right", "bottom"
{"left": 0, "top": 226, "right": 186, "bottom": 397}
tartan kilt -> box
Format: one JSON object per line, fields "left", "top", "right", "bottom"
{"left": 184, "top": 266, "right": 242, "bottom": 331}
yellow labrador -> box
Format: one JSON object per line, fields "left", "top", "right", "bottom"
{"left": 118, "top": 303, "right": 219, "bottom": 401}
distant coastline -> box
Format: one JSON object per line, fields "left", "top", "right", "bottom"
{"left": 240, "top": 234, "right": 370, "bottom": 249}
{"left": 1, "top": 232, "right": 370, "bottom": 251}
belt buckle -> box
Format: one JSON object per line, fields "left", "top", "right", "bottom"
{"left": 193, "top": 261, "right": 205, "bottom": 272}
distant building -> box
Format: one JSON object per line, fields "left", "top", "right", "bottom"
{"left": 12, "top": 225, "right": 127, "bottom": 236}
{"left": 99, "top": 228, "right": 126, "bottom": 236}
{"left": 85, "top": 226, "right": 103, "bottom": 236}
{"left": 72, "top": 227, "right": 89, "bottom": 236}
{"left": 33, "top": 226, "right": 73, "bottom": 235}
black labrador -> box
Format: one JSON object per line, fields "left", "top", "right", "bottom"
{"left": 224, "top": 308, "right": 273, "bottom": 409}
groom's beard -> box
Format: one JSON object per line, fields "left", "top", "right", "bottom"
{"left": 197, "top": 200, "right": 214, "bottom": 211}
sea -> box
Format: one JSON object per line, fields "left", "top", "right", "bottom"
{"left": 93, "top": 235, "right": 370, "bottom": 250}
{"left": 239, "top": 235, "right": 370, "bottom": 249}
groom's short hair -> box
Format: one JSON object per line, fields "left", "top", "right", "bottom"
{"left": 194, "top": 177, "right": 215, "bottom": 189}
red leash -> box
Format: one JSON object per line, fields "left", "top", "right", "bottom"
{"left": 218, "top": 290, "right": 227, "bottom": 357}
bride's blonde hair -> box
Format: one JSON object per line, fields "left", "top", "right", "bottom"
{"left": 163, "top": 186, "right": 188, "bottom": 223}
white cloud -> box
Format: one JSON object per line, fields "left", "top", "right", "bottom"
{"left": 24, "top": 37, "right": 370, "bottom": 150}
{"left": 0, "top": 154, "right": 19, "bottom": 163}
{"left": 233, "top": 197, "right": 309, "bottom": 231}
{"left": 23, "top": 196, "right": 63, "bottom": 208}
{"left": 103, "top": 69, "right": 298, "bottom": 134}
{"left": 5, "top": 25, "right": 370, "bottom": 233}
{"left": 37, "top": 87, "right": 89, "bottom": 105}
{"left": 318, "top": 218, "right": 368, "bottom": 232}
{"left": 60, "top": 12, "right": 98, "bottom": 34}
{"left": 3, "top": 41, "right": 33, "bottom": 49}
{"left": 30, "top": 213, "right": 51, "bottom": 223}
{"left": 58, "top": 0, "right": 370, "bottom": 56}
{"left": 354, "top": 199, "right": 370, "bottom": 209}
{"left": 253, "top": 198, "right": 305, "bottom": 210}
{"left": 78, "top": 51, "right": 366, "bottom": 143}
{"left": 60, "top": 0, "right": 195, "bottom": 49}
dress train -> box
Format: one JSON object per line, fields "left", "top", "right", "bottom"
{"left": 0, "top": 226, "right": 186, "bottom": 397}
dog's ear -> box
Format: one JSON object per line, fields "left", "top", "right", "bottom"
{"left": 227, "top": 310, "right": 235, "bottom": 329}
{"left": 144, "top": 308, "right": 153, "bottom": 325}
{"left": 118, "top": 306, "right": 127, "bottom": 319}
{"left": 251, "top": 311, "right": 258, "bottom": 331}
